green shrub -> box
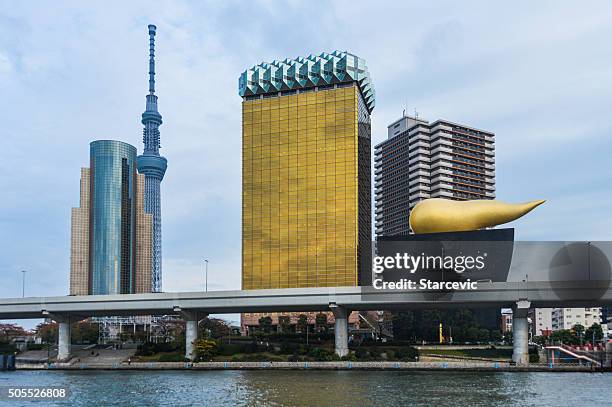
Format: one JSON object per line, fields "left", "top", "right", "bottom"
{"left": 136, "top": 342, "right": 180, "bottom": 356}
{"left": 341, "top": 353, "right": 357, "bottom": 361}
{"left": 280, "top": 341, "right": 299, "bottom": 354}
{"left": 307, "top": 347, "right": 337, "bottom": 361}
{"left": 354, "top": 348, "right": 369, "bottom": 360}
{"left": 194, "top": 339, "right": 218, "bottom": 361}
{"left": 218, "top": 343, "right": 248, "bottom": 356}
{"left": 232, "top": 353, "right": 284, "bottom": 362}
{"left": 158, "top": 353, "right": 185, "bottom": 362}
{"left": 394, "top": 347, "right": 418, "bottom": 361}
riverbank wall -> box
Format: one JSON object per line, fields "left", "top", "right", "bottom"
{"left": 15, "top": 361, "right": 606, "bottom": 372}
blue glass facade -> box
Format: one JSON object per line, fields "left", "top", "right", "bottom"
{"left": 90, "top": 140, "right": 138, "bottom": 295}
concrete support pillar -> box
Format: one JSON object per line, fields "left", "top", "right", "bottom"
{"left": 181, "top": 311, "right": 206, "bottom": 361}
{"left": 57, "top": 319, "right": 71, "bottom": 361}
{"left": 331, "top": 304, "right": 349, "bottom": 357}
{"left": 185, "top": 319, "right": 198, "bottom": 361}
{"left": 512, "top": 300, "right": 531, "bottom": 365}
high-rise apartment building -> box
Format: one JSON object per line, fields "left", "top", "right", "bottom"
{"left": 239, "top": 51, "right": 375, "bottom": 290}
{"left": 530, "top": 308, "right": 554, "bottom": 337}
{"left": 551, "top": 307, "right": 602, "bottom": 331}
{"left": 70, "top": 140, "right": 152, "bottom": 295}
{"left": 137, "top": 25, "right": 167, "bottom": 293}
{"left": 530, "top": 307, "right": 602, "bottom": 336}
{"left": 374, "top": 114, "right": 495, "bottom": 236}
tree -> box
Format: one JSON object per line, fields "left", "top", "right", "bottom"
{"left": 315, "top": 313, "right": 328, "bottom": 333}
{"left": 258, "top": 316, "right": 273, "bottom": 333}
{"left": 200, "top": 318, "right": 230, "bottom": 339}
{"left": 278, "top": 316, "right": 291, "bottom": 333}
{"left": 35, "top": 322, "right": 58, "bottom": 345}
{"left": 585, "top": 323, "right": 604, "bottom": 343}
{"left": 71, "top": 321, "right": 99, "bottom": 344}
{"left": 572, "top": 324, "right": 585, "bottom": 344}
{"left": 193, "top": 339, "right": 218, "bottom": 361}
{"left": 490, "top": 330, "right": 503, "bottom": 343}
{"left": 0, "top": 323, "right": 28, "bottom": 344}
{"left": 477, "top": 328, "right": 490, "bottom": 343}
{"left": 297, "top": 314, "right": 308, "bottom": 334}
{"left": 392, "top": 311, "right": 415, "bottom": 340}
{"left": 550, "top": 329, "right": 578, "bottom": 345}
{"left": 154, "top": 318, "right": 185, "bottom": 343}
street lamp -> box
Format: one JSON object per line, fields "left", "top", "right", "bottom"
{"left": 21, "top": 270, "right": 26, "bottom": 298}
{"left": 204, "top": 259, "right": 209, "bottom": 292}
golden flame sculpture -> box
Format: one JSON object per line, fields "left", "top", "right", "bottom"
{"left": 409, "top": 198, "right": 546, "bottom": 234}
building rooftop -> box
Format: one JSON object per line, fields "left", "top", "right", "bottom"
{"left": 238, "top": 50, "right": 375, "bottom": 112}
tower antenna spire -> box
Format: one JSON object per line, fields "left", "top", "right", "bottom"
{"left": 148, "top": 24, "right": 156, "bottom": 95}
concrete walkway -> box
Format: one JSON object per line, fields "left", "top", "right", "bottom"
{"left": 70, "top": 348, "right": 136, "bottom": 367}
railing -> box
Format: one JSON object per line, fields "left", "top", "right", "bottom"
{"left": 545, "top": 344, "right": 602, "bottom": 367}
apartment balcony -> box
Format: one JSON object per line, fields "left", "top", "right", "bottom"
{"left": 429, "top": 146, "right": 453, "bottom": 156}
{"left": 408, "top": 162, "right": 431, "bottom": 171}
{"left": 431, "top": 152, "right": 453, "bottom": 161}
{"left": 408, "top": 140, "right": 429, "bottom": 149}
{"left": 430, "top": 137, "right": 452, "bottom": 148}
{"left": 409, "top": 191, "right": 430, "bottom": 200}
{"left": 408, "top": 170, "right": 429, "bottom": 179}
{"left": 408, "top": 148, "right": 429, "bottom": 160}
{"left": 430, "top": 165, "right": 452, "bottom": 174}
{"left": 431, "top": 123, "right": 452, "bottom": 132}
{"left": 430, "top": 190, "right": 453, "bottom": 198}
{"left": 409, "top": 184, "right": 430, "bottom": 194}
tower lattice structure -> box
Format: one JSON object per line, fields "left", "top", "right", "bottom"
{"left": 137, "top": 24, "right": 167, "bottom": 292}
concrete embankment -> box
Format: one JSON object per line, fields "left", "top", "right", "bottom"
{"left": 15, "top": 361, "right": 602, "bottom": 372}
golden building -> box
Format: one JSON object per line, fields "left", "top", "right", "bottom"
{"left": 70, "top": 140, "right": 153, "bottom": 295}
{"left": 240, "top": 51, "right": 375, "bottom": 292}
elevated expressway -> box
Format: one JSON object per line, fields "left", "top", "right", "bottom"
{"left": 1, "top": 280, "right": 611, "bottom": 364}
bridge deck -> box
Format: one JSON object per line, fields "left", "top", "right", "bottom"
{"left": 0, "top": 281, "right": 611, "bottom": 319}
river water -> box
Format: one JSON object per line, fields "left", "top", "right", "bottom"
{"left": 0, "top": 370, "right": 609, "bottom": 406}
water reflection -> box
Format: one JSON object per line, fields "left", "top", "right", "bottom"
{"left": 0, "top": 370, "right": 609, "bottom": 406}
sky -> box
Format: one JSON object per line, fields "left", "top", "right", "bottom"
{"left": 1, "top": 1, "right": 612, "bottom": 328}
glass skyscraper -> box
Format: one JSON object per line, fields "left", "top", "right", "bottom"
{"left": 70, "top": 140, "right": 152, "bottom": 295}
{"left": 239, "top": 51, "right": 375, "bottom": 290}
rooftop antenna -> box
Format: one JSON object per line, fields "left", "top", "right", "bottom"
{"left": 414, "top": 108, "right": 419, "bottom": 120}
{"left": 148, "top": 24, "right": 156, "bottom": 95}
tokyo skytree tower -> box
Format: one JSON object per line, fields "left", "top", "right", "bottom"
{"left": 137, "top": 25, "right": 167, "bottom": 292}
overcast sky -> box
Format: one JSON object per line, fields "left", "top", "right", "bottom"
{"left": 1, "top": 1, "right": 612, "bottom": 328}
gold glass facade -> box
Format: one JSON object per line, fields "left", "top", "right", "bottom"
{"left": 242, "top": 84, "right": 371, "bottom": 289}
{"left": 135, "top": 174, "right": 153, "bottom": 293}
{"left": 70, "top": 168, "right": 90, "bottom": 295}
{"left": 70, "top": 167, "right": 153, "bottom": 295}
